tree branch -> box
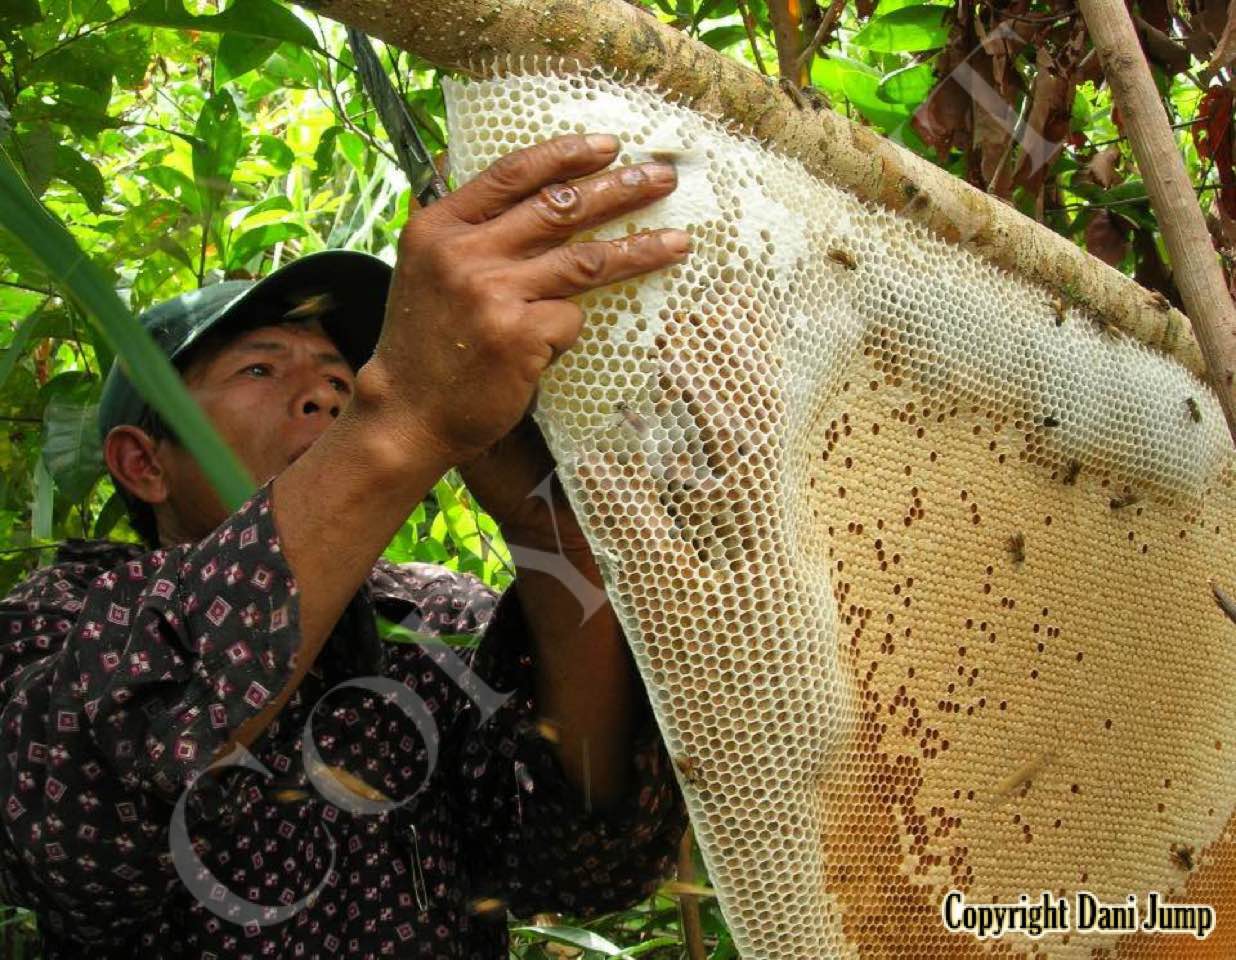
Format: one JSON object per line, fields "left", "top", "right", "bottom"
{"left": 1079, "top": 0, "right": 1236, "bottom": 441}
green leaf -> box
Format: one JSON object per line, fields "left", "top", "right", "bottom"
{"left": 878, "top": 61, "right": 936, "bottom": 105}
{"left": 53, "top": 145, "right": 105, "bottom": 212}
{"left": 255, "top": 134, "right": 295, "bottom": 172}
{"left": 699, "top": 24, "right": 747, "bottom": 51}
{"left": 336, "top": 130, "right": 366, "bottom": 174}
{"left": 42, "top": 377, "right": 103, "bottom": 502}
{"left": 0, "top": 304, "right": 54, "bottom": 392}
{"left": 851, "top": 5, "right": 950, "bottom": 53}
{"left": 216, "top": 33, "right": 279, "bottom": 85}
{"left": 32, "top": 456, "right": 53, "bottom": 540}
{"left": 312, "top": 125, "right": 341, "bottom": 186}
{"left": 875, "top": 0, "right": 949, "bottom": 12}
{"left": 142, "top": 164, "right": 202, "bottom": 214}
{"left": 24, "top": 35, "right": 114, "bottom": 93}
{"left": 511, "top": 926, "right": 623, "bottom": 956}
{"left": 192, "top": 90, "right": 243, "bottom": 212}
{"left": 228, "top": 221, "right": 305, "bottom": 268}
{"left": 813, "top": 57, "right": 914, "bottom": 133}
{"left": 93, "top": 490, "right": 128, "bottom": 538}
{"left": 13, "top": 123, "right": 58, "bottom": 197}
{"left": 0, "top": 144, "right": 253, "bottom": 512}
{"left": 0, "top": 0, "right": 40, "bottom": 27}
{"left": 129, "top": 0, "right": 320, "bottom": 49}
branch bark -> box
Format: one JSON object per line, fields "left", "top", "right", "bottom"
{"left": 1079, "top": 0, "right": 1236, "bottom": 441}
{"left": 299, "top": 0, "right": 1214, "bottom": 392}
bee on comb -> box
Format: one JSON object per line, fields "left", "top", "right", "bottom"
{"left": 1006, "top": 532, "right": 1025, "bottom": 565}
{"left": 1170, "top": 844, "right": 1195, "bottom": 872}
{"left": 614, "top": 401, "right": 652, "bottom": 441}
{"left": 827, "top": 247, "right": 858, "bottom": 271}
{"left": 1062, "top": 459, "right": 1082, "bottom": 485}
{"left": 1185, "top": 397, "right": 1202, "bottom": 423}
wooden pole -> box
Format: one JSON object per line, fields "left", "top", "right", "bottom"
{"left": 1078, "top": 0, "right": 1236, "bottom": 441}
{"left": 299, "top": 0, "right": 1212, "bottom": 388}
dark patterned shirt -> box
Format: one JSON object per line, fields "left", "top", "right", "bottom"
{"left": 0, "top": 484, "right": 685, "bottom": 958}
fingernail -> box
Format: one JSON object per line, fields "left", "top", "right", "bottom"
{"left": 663, "top": 229, "right": 691, "bottom": 255}
{"left": 586, "top": 133, "right": 620, "bottom": 153}
{"left": 646, "top": 162, "right": 677, "bottom": 185}
{"left": 619, "top": 165, "right": 647, "bottom": 186}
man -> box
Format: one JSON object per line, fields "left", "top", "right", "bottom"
{"left": 0, "top": 134, "right": 691, "bottom": 957}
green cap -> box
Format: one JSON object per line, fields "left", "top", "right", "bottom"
{"left": 98, "top": 250, "right": 392, "bottom": 442}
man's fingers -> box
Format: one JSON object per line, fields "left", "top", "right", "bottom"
{"left": 443, "top": 134, "right": 621, "bottom": 224}
{"left": 528, "top": 299, "right": 588, "bottom": 369}
{"left": 480, "top": 161, "right": 679, "bottom": 257}
{"left": 519, "top": 230, "right": 691, "bottom": 301}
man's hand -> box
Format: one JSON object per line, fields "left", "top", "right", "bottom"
{"left": 457, "top": 415, "right": 590, "bottom": 556}
{"left": 360, "top": 133, "right": 688, "bottom": 469}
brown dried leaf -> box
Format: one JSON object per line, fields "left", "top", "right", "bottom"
{"left": 913, "top": 77, "right": 973, "bottom": 162}
{"left": 1135, "top": 15, "right": 1194, "bottom": 75}
{"left": 1207, "top": 0, "right": 1236, "bottom": 71}
{"left": 1085, "top": 210, "right": 1132, "bottom": 266}
{"left": 1088, "top": 144, "right": 1125, "bottom": 189}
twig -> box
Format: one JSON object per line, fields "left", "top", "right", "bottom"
{"left": 1079, "top": 0, "right": 1236, "bottom": 440}
{"left": 1212, "top": 579, "right": 1236, "bottom": 625}
{"left": 795, "top": 0, "right": 845, "bottom": 72}
{"left": 1047, "top": 181, "right": 1226, "bottom": 213}
{"left": 676, "top": 828, "right": 707, "bottom": 960}
{"left": 0, "top": 544, "right": 58, "bottom": 555}
{"left": 734, "top": 0, "right": 769, "bottom": 75}
{"left": 0, "top": 279, "right": 55, "bottom": 296}
{"left": 26, "top": 13, "right": 131, "bottom": 69}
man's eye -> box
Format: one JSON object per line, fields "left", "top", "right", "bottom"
{"left": 329, "top": 377, "right": 352, "bottom": 393}
{"left": 242, "top": 363, "right": 272, "bottom": 377}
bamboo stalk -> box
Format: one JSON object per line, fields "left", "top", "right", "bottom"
{"left": 300, "top": 0, "right": 1213, "bottom": 388}
{"left": 1078, "top": 0, "right": 1236, "bottom": 440}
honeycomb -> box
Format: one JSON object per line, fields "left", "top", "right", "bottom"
{"left": 442, "top": 65, "right": 1236, "bottom": 959}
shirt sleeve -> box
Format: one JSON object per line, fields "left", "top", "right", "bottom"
{"left": 0, "top": 483, "right": 301, "bottom": 940}
{"left": 442, "top": 578, "right": 688, "bottom": 919}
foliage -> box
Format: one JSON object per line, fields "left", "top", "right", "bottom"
{"left": 2, "top": 0, "right": 1235, "bottom": 954}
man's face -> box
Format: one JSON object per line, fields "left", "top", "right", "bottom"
{"left": 149, "top": 319, "right": 355, "bottom": 542}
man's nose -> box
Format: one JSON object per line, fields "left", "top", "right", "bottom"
{"left": 294, "top": 377, "right": 342, "bottom": 420}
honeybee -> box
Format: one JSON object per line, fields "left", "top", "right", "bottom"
{"left": 1149, "top": 291, "right": 1171, "bottom": 312}
{"left": 1109, "top": 490, "right": 1140, "bottom": 510}
{"left": 674, "top": 754, "right": 704, "bottom": 788}
{"left": 1093, "top": 317, "right": 1122, "bottom": 339}
{"left": 467, "top": 896, "right": 507, "bottom": 917}
{"left": 1170, "top": 844, "right": 1195, "bottom": 872}
{"left": 827, "top": 247, "right": 858, "bottom": 270}
{"left": 613, "top": 401, "right": 651, "bottom": 440}
{"left": 1062, "top": 459, "right": 1082, "bottom": 485}
{"left": 1006, "top": 532, "right": 1025, "bottom": 564}
{"left": 1186, "top": 397, "right": 1202, "bottom": 423}
{"left": 1050, "top": 297, "right": 1067, "bottom": 327}
{"left": 284, "top": 292, "right": 335, "bottom": 320}
{"left": 1042, "top": 415, "right": 1060, "bottom": 428}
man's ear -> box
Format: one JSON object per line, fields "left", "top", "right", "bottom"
{"left": 103, "top": 425, "right": 171, "bottom": 508}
